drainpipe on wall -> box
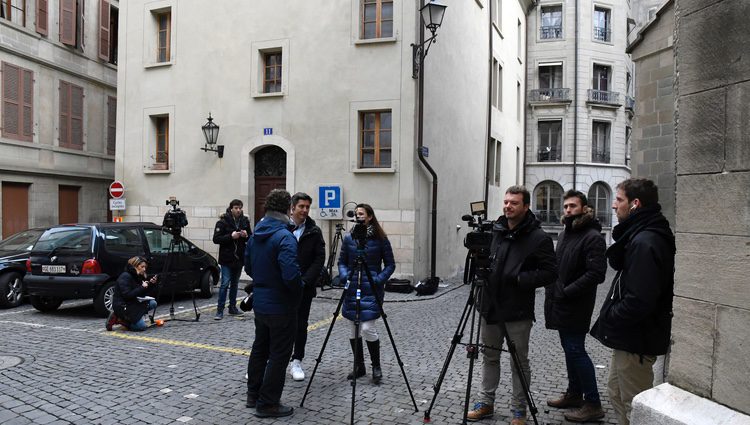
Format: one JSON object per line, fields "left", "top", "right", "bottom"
{"left": 573, "top": 0, "right": 579, "bottom": 189}
{"left": 524, "top": 1, "right": 538, "bottom": 188}
{"left": 416, "top": 0, "right": 438, "bottom": 281}
{"left": 483, "top": 0, "right": 494, "bottom": 206}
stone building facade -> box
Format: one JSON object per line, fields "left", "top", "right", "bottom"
{"left": 0, "top": 0, "right": 118, "bottom": 238}
{"left": 115, "top": 0, "right": 534, "bottom": 281}
{"left": 525, "top": 0, "right": 634, "bottom": 241}
{"left": 628, "top": 0, "right": 750, "bottom": 423}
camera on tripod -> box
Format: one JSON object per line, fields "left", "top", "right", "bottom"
{"left": 162, "top": 197, "right": 188, "bottom": 235}
{"left": 462, "top": 201, "right": 495, "bottom": 282}
{"left": 345, "top": 209, "right": 368, "bottom": 246}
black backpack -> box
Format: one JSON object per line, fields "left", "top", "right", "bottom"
{"left": 414, "top": 277, "right": 440, "bottom": 296}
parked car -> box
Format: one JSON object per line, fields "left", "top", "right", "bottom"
{"left": 24, "top": 223, "right": 219, "bottom": 316}
{"left": 0, "top": 228, "right": 46, "bottom": 308}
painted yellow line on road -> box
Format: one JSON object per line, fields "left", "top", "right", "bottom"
{"left": 103, "top": 331, "right": 251, "bottom": 356}
{"left": 101, "top": 315, "right": 336, "bottom": 356}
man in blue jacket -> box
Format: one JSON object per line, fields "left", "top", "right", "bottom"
{"left": 243, "top": 189, "right": 302, "bottom": 418}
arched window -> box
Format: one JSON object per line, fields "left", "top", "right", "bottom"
{"left": 588, "top": 182, "right": 611, "bottom": 225}
{"left": 534, "top": 181, "right": 564, "bottom": 224}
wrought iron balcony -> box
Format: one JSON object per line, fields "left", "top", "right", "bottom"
{"left": 537, "top": 147, "right": 561, "bottom": 162}
{"left": 587, "top": 89, "right": 621, "bottom": 106}
{"left": 529, "top": 88, "right": 571, "bottom": 104}
{"left": 592, "top": 150, "right": 610, "bottom": 163}
{"left": 625, "top": 95, "right": 635, "bottom": 112}
{"left": 593, "top": 26, "right": 611, "bottom": 42}
{"left": 540, "top": 25, "right": 563, "bottom": 39}
{"left": 534, "top": 210, "right": 562, "bottom": 226}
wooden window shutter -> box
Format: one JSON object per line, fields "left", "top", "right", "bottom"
{"left": 22, "top": 69, "right": 34, "bottom": 141}
{"left": 60, "top": 0, "right": 77, "bottom": 46}
{"left": 70, "top": 85, "right": 84, "bottom": 147}
{"left": 36, "top": 0, "right": 49, "bottom": 35}
{"left": 107, "top": 96, "right": 116, "bottom": 155}
{"left": 98, "top": 0, "right": 110, "bottom": 60}
{"left": 2, "top": 62, "right": 21, "bottom": 139}
{"left": 59, "top": 81, "right": 70, "bottom": 147}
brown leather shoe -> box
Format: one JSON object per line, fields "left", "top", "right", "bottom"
{"left": 564, "top": 402, "right": 605, "bottom": 422}
{"left": 547, "top": 391, "right": 584, "bottom": 408}
{"left": 466, "top": 402, "right": 494, "bottom": 421}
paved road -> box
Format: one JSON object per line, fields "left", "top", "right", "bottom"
{"left": 0, "top": 269, "right": 624, "bottom": 424}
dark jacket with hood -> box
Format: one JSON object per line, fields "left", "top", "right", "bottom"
{"left": 243, "top": 211, "right": 302, "bottom": 315}
{"left": 113, "top": 265, "right": 149, "bottom": 324}
{"left": 212, "top": 209, "right": 252, "bottom": 267}
{"left": 544, "top": 206, "right": 607, "bottom": 332}
{"left": 295, "top": 216, "right": 326, "bottom": 298}
{"left": 338, "top": 230, "right": 395, "bottom": 322}
{"left": 590, "top": 205, "right": 675, "bottom": 356}
{"left": 481, "top": 210, "right": 557, "bottom": 324}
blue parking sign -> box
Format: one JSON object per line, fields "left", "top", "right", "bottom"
{"left": 317, "top": 186, "right": 342, "bottom": 220}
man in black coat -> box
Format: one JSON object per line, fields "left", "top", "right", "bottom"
{"left": 544, "top": 190, "right": 606, "bottom": 422}
{"left": 287, "top": 192, "right": 326, "bottom": 381}
{"left": 212, "top": 199, "right": 252, "bottom": 320}
{"left": 590, "top": 178, "right": 675, "bottom": 425}
{"left": 468, "top": 186, "right": 557, "bottom": 425}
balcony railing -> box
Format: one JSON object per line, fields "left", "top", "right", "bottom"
{"left": 537, "top": 147, "right": 561, "bottom": 162}
{"left": 588, "top": 89, "right": 620, "bottom": 106}
{"left": 592, "top": 150, "right": 610, "bottom": 163}
{"left": 535, "top": 210, "right": 562, "bottom": 226}
{"left": 593, "top": 26, "right": 611, "bottom": 42}
{"left": 625, "top": 95, "right": 635, "bottom": 112}
{"left": 529, "top": 88, "right": 571, "bottom": 103}
{"left": 540, "top": 25, "right": 563, "bottom": 39}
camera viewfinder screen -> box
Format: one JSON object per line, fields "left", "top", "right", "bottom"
{"left": 470, "top": 201, "right": 486, "bottom": 216}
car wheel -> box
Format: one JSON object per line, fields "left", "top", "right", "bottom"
{"left": 29, "top": 295, "right": 63, "bottom": 312}
{"left": 199, "top": 270, "right": 215, "bottom": 299}
{"left": 0, "top": 272, "right": 24, "bottom": 308}
{"left": 94, "top": 281, "right": 116, "bottom": 317}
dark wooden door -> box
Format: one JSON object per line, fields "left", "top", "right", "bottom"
{"left": 59, "top": 185, "right": 80, "bottom": 224}
{"left": 254, "top": 146, "right": 287, "bottom": 225}
{"left": 2, "top": 182, "right": 29, "bottom": 238}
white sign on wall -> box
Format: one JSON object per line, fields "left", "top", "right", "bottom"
{"left": 109, "top": 198, "right": 126, "bottom": 211}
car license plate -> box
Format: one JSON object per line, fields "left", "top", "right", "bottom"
{"left": 42, "top": 265, "right": 66, "bottom": 274}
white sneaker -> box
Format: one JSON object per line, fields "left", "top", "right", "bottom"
{"left": 245, "top": 372, "right": 248, "bottom": 380}
{"left": 290, "top": 359, "right": 305, "bottom": 381}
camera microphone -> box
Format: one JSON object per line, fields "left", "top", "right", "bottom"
{"left": 461, "top": 214, "right": 473, "bottom": 222}
{"left": 346, "top": 210, "right": 356, "bottom": 218}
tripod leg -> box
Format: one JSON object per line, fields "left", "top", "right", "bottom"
{"left": 300, "top": 289, "right": 346, "bottom": 407}
{"left": 502, "top": 322, "right": 539, "bottom": 425}
{"left": 423, "top": 277, "right": 479, "bottom": 422}
{"left": 360, "top": 266, "right": 419, "bottom": 413}
{"left": 462, "top": 282, "right": 485, "bottom": 424}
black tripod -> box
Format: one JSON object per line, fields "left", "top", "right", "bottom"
{"left": 319, "top": 222, "right": 345, "bottom": 291}
{"left": 300, "top": 240, "right": 418, "bottom": 425}
{"left": 422, "top": 255, "right": 540, "bottom": 425}
{"left": 149, "top": 233, "right": 201, "bottom": 323}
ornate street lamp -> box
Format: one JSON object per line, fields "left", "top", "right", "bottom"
{"left": 200, "top": 113, "right": 224, "bottom": 158}
{"left": 412, "top": 0, "right": 447, "bottom": 79}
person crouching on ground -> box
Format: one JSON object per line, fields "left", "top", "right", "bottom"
{"left": 337, "top": 203, "right": 395, "bottom": 385}
{"left": 106, "top": 256, "right": 157, "bottom": 331}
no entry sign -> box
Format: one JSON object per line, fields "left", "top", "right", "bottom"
{"left": 109, "top": 181, "right": 125, "bottom": 199}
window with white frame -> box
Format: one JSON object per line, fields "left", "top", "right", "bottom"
{"left": 588, "top": 182, "right": 610, "bottom": 224}
{"left": 486, "top": 138, "right": 502, "bottom": 186}
{"left": 592, "top": 120, "right": 610, "bottom": 163}
{"left": 593, "top": 6, "right": 611, "bottom": 42}
{"left": 540, "top": 5, "right": 562, "bottom": 39}
{"left": 534, "top": 180, "right": 564, "bottom": 225}
{"left": 492, "top": 59, "right": 503, "bottom": 110}
{"left": 538, "top": 120, "right": 562, "bottom": 162}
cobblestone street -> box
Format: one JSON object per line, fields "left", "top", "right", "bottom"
{"left": 0, "top": 269, "right": 623, "bottom": 424}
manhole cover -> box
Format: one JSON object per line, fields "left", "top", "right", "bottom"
{"left": 0, "top": 355, "right": 23, "bottom": 370}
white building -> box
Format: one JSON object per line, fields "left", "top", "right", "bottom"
{"left": 115, "top": 0, "right": 533, "bottom": 281}
{"left": 525, "top": 0, "right": 633, "bottom": 240}
{"left": 0, "top": 0, "right": 118, "bottom": 238}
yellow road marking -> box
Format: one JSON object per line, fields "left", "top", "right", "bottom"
{"left": 101, "top": 315, "right": 336, "bottom": 356}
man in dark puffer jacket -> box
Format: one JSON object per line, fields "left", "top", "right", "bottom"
{"left": 544, "top": 190, "right": 607, "bottom": 422}
{"left": 590, "top": 178, "right": 675, "bottom": 425}
{"left": 212, "top": 199, "right": 252, "bottom": 320}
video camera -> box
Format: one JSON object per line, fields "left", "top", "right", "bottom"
{"left": 162, "top": 197, "right": 188, "bottom": 235}
{"left": 462, "top": 201, "right": 495, "bottom": 282}
{"left": 345, "top": 209, "right": 368, "bottom": 247}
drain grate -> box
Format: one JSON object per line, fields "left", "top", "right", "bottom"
{"left": 0, "top": 355, "right": 23, "bottom": 370}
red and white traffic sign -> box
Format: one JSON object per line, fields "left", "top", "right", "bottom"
{"left": 109, "top": 181, "right": 125, "bottom": 199}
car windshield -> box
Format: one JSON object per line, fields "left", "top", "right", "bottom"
{"left": 34, "top": 227, "right": 92, "bottom": 252}
{"left": 0, "top": 229, "right": 44, "bottom": 251}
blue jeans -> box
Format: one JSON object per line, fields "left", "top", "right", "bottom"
{"left": 217, "top": 264, "right": 242, "bottom": 312}
{"left": 559, "top": 331, "right": 601, "bottom": 403}
{"left": 130, "top": 300, "right": 158, "bottom": 331}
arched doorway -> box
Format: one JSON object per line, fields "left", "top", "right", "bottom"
{"left": 533, "top": 180, "right": 564, "bottom": 225}
{"left": 254, "top": 146, "right": 287, "bottom": 224}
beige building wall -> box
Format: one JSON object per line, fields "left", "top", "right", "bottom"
{"left": 116, "top": 0, "right": 532, "bottom": 281}
{"left": 0, "top": 0, "right": 117, "bottom": 236}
